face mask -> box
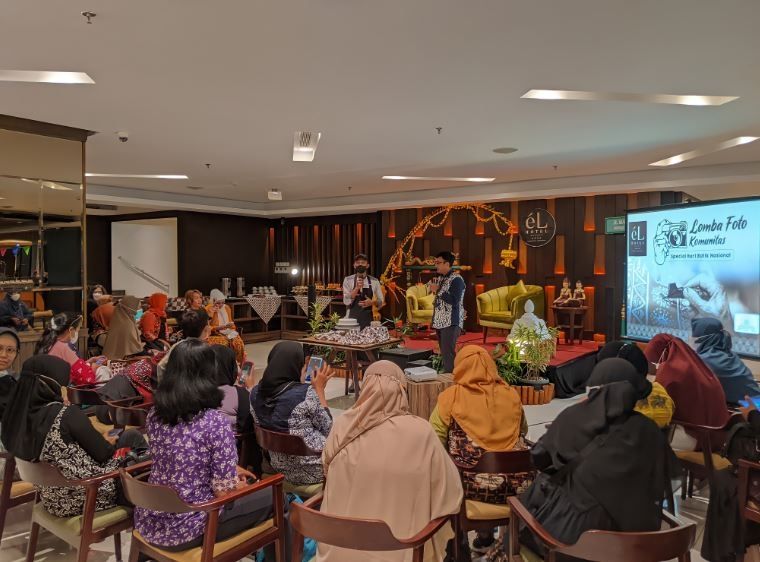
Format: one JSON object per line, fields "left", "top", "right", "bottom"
{"left": 92, "top": 292, "right": 103, "bottom": 299}
{"left": 10, "top": 293, "right": 20, "bottom": 302}
{"left": 355, "top": 265, "right": 367, "bottom": 274}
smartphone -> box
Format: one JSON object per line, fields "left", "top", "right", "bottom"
{"left": 238, "top": 362, "right": 254, "bottom": 386}
{"left": 666, "top": 283, "right": 685, "bottom": 299}
{"left": 739, "top": 397, "right": 760, "bottom": 409}
{"left": 305, "top": 356, "right": 324, "bottom": 383}
{"left": 108, "top": 428, "right": 124, "bottom": 438}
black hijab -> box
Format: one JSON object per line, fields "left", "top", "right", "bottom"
{"left": 259, "top": 341, "right": 304, "bottom": 400}
{"left": 529, "top": 369, "right": 676, "bottom": 535}
{"left": 587, "top": 357, "right": 652, "bottom": 400}
{"left": 597, "top": 341, "right": 650, "bottom": 376}
{"left": 211, "top": 345, "right": 238, "bottom": 386}
{"left": 1, "top": 355, "right": 70, "bottom": 461}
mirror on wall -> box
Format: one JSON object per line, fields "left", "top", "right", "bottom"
{"left": 0, "top": 124, "right": 87, "bottom": 341}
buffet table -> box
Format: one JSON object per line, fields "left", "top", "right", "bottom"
{"left": 300, "top": 337, "right": 402, "bottom": 402}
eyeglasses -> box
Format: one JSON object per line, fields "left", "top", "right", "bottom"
{"left": 0, "top": 346, "right": 19, "bottom": 356}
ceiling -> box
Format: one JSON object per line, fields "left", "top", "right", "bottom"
{"left": 1, "top": 0, "right": 760, "bottom": 216}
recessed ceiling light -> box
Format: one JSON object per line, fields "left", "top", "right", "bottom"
{"left": 492, "top": 147, "right": 518, "bottom": 155}
{"left": 521, "top": 89, "right": 738, "bottom": 106}
{"left": 0, "top": 70, "right": 95, "bottom": 84}
{"left": 382, "top": 176, "right": 495, "bottom": 182}
{"left": 85, "top": 173, "right": 189, "bottom": 179}
{"left": 649, "top": 136, "right": 759, "bottom": 167}
{"left": 293, "top": 131, "right": 321, "bottom": 162}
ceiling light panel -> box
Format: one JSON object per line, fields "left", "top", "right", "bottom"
{"left": 521, "top": 89, "right": 738, "bottom": 106}
{"left": 649, "top": 136, "right": 759, "bottom": 167}
{"left": 293, "top": 131, "right": 322, "bottom": 162}
{"left": 0, "top": 70, "right": 95, "bottom": 84}
{"left": 85, "top": 173, "right": 188, "bottom": 179}
{"left": 382, "top": 176, "right": 495, "bottom": 182}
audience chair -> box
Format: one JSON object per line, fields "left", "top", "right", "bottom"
{"left": 105, "top": 397, "right": 152, "bottom": 430}
{"left": 671, "top": 412, "right": 743, "bottom": 499}
{"left": 15, "top": 458, "right": 131, "bottom": 562}
{"left": 450, "top": 449, "right": 534, "bottom": 562}
{"left": 290, "top": 493, "right": 453, "bottom": 562}
{"left": 66, "top": 384, "right": 108, "bottom": 409}
{"left": 121, "top": 462, "right": 286, "bottom": 562}
{"left": 738, "top": 459, "right": 760, "bottom": 562}
{"left": 0, "top": 452, "right": 36, "bottom": 540}
{"left": 254, "top": 425, "right": 323, "bottom": 498}
{"left": 507, "top": 496, "right": 696, "bottom": 562}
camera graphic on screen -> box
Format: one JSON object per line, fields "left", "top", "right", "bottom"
{"left": 653, "top": 219, "right": 687, "bottom": 265}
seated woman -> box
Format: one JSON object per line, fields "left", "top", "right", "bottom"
{"left": 87, "top": 284, "right": 110, "bottom": 321}
{"left": 102, "top": 295, "right": 144, "bottom": 361}
{"left": 212, "top": 345, "right": 253, "bottom": 433}
{"left": 645, "top": 332, "right": 729, "bottom": 431}
{"left": 251, "top": 341, "right": 332, "bottom": 487}
{"left": 35, "top": 313, "right": 106, "bottom": 385}
{"left": 597, "top": 340, "right": 675, "bottom": 428}
{"left": 156, "top": 309, "right": 211, "bottom": 381}
{"left": 184, "top": 289, "right": 209, "bottom": 322}
{"left": 691, "top": 317, "right": 760, "bottom": 406}
{"left": 90, "top": 300, "right": 115, "bottom": 350}
{"left": 0, "top": 291, "right": 33, "bottom": 331}
{"left": 0, "top": 328, "right": 20, "bottom": 465}
{"left": 513, "top": 358, "right": 678, "bottom": 557}
{"left": 429, "top": 345, "right": 529, "bottom": 554}
{"left": 1, "top": 355, "right": 147, "bottom": 518}
{"left": 320, "top": 360, "right": 463, "bottom": 562}
{"left": 206, "top": 289, "right": 246, "bottom": 364}
{"left": 140, "top": 293, "right": 171, "bottom": 351}
{"left": 134, "top": 339, "right": 273, "bottom": 553}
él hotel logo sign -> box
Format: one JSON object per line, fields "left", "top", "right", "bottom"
{"left": 519, "top": 208, "right": 556, "bottom": 248}
{"left": 628, "top": 221, "right": 647, "bottom": 256}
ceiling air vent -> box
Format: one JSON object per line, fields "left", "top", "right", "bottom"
{"left": 293, "top": 131, "right": 321, "bottom": 162}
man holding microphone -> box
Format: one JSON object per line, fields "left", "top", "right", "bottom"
{"left": 430, "top": 251, "right": 466, "bottom": 373}
{"left": 342, "top": 253, "right": 384, "bottom": 329}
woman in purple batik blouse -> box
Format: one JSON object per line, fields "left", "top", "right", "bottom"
{"left": 134, "top": 339, "right": 274, "bottom": 553}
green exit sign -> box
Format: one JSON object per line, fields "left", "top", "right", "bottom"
{"left": 605, "top": 216, "right": 626, "bottom": 234}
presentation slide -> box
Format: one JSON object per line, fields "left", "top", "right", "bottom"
{"left": 625, "top": 197, "right": 760, "bottom": 357}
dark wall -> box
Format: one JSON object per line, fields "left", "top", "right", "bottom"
{"left": 86, "top": 216, "right": 111, "bottom": 290}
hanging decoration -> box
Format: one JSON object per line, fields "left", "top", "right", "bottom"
{"left": 381, "top": 203, "right": 517, "bottom": 301}
{"left": 0, "top": 248, "right": 5, "bottom": 257}
{"left": 22, "top": 246, "right": 31, "bottom": 256}
{"left": 11, "top": 245, "right": 20, "bottom": 256}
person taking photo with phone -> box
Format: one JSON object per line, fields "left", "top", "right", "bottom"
{"left": 342, "top": 253, "right": 384, "bottom": 329}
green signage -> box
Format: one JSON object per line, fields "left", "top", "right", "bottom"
{"left": 605, "top": 216, "right": 626, "bottom": 234}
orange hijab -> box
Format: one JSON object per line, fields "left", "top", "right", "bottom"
{"left": 437, "top": 344, "right": 523, "bottom": 451}
{"left": 147, "top": 293, "right": 168, "bottom": 318}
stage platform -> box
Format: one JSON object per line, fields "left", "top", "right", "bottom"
{"left": 401, "top": 333, "right": 600, "bottom": 398}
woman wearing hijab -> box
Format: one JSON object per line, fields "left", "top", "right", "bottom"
{"left": 1, "top": 355, "right": 147, "bottom": 517}
{"left": 691, "top": 317, "right": 760, "bottom": 406}
{"left": 212, "top": 345, "right": 253, "bottom": 433}
{"left": 206, "top": 289, "right": 246, "bottom": 364}
{"left": 102, "top": 295, "right": 145, "bottom": 360}
{"left": 320, "top": 361, "right": 463, "bottom": 562}
{"left": 429, "top": 345, "right": 529, "bottom": 554}
{"left": 513, "top": 358, "right": 678, "bottom": 557}
{"left": 645, "top": 333, "right": 729, "bottom": 432}
{"left": 140, "top": 293, "right": 171, "bottom": 351}
{"left": 597, "top": 341, "right": 675, "bottom": 428}
{"left": 251, "top": 341, "right": 333, "bottom": 486}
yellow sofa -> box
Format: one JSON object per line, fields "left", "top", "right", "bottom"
{"left": 406, "top": 284, "right": 435, "bottom": 328}
{"left": 476, "top": 282, "right": 545, "bottom": 342}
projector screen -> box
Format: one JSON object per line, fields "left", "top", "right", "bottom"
{"left": 625, "top": 197, "right": 760, "bottom": 358}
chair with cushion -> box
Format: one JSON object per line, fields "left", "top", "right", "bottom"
{"left": 290, "top": 493, "right": 453, "bottom": 562}
{"left": 15, "top": 458, "right": 132, "bottom": 562}
{"left": 450, "top": 449, "right": 534, "bottom": 561}
{"left": 0, "top": 452, "right": 36, "bottom": 540}
{"left": 671, "top": 412, "right": 742, "bottom": 499}
{"left": 507, "top": 496, "right": 696, "bottom": 562}
{"left": 406, "top": 284, "right": 434, "bottom": 329}
{"left": 255, "top": 425, "right": 324, "bottom": 498}
{"left": 476, "top": 281, "right": 545, "bottom": 342}
{"left": 121, "top": 462, "right": 286, "bottom": 562}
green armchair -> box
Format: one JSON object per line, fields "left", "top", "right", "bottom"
{"left": 476, "top": 282, "right": 545, "bottom": 342}
{"left": 406, "top": 284, "right": 434, "bottom": 328}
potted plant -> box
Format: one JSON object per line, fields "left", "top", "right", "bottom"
{"left": 492, "top": 341, "right": 522, "bottom": 385}
{"left": 508, "top": 324, "right": 559, "bottom": 405}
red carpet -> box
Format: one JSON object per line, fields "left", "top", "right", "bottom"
{"left": 401, "top": 333, "right": 600, "bottom": 367}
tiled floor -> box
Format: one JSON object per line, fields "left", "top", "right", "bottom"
{"left": 0, "top": 341, "right": 716, "bottom": 561}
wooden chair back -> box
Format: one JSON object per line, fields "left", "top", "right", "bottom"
{"left": 290, "top": 495, "right": 450, "bottom": 562}
{"left": 120, "top": 469, "right": 195, "bottom": 514}
{"left": 0, "top": 452, "right": 36, "bottom": 539}
{"left": 465, "top": 449, "right": 534, "bottom": 475}
{"left": 112, "top": 404, "right": 150, "bottom": 429}
{"left": 66, "top": 385, "right": 106, "bottom": 407}
{"left": 738, "top": 459, "right": 760, "bottom": 525}
{"left": 255, "top": 425, "right": 321, "bottom": 457}
{"left": 15, "top": 458, "right": 72, "bottom": 488}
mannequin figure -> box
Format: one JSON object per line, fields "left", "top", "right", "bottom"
{"left": 572, "top": 280, "right": 586, "bottom": 305}
{"left": 553, "top": 278, "right": 573, "bottom": 306}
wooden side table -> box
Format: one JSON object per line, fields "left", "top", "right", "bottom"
{"left": 551, "top": 306, "right": 588, "bottom": 345}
